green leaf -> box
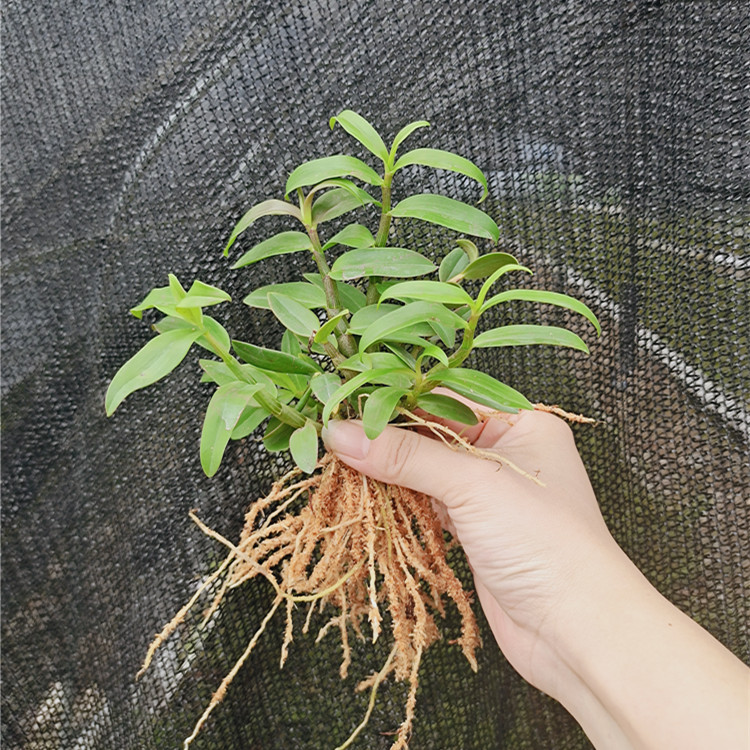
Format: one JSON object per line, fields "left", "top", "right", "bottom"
{"left": 311, "top": 187, "right": 377, "bottom": 225}
{"left": 425, "top": 368, "right": 532, "bottom": 411}
{"left": 130, "top": 284, "right": 179, "bottom": 319}
{"left": 304, "top": 273, "right": 368, "bottom": 312}
{"left": 224, "top": 199, "right": 302, "bottom": 256}
{"left": 358, "top": 301, "right": 468, "bottom": 354}
{"left": 310, "top": 372, "right": 343, "bottom": 403}
{"left": 338, "top": 351, "right": 409, "bottom": 373}
{"left": 455, "top": 239, "right": 479, "bottom": 261}
{"left": 314, "top": 309, "right": 349, "bottom": 343}
{"left": 391, "top": 194, "right": 499, "bottom": 242}
{"left": 321, "top": 367, "right": 411, "bottom": 424}
{"left": 389, "top": 120, "right": 430, "bottom": 163}
{"left": 200, "top": 382, "right": 265, "bottom": 476}
{"left": 428, "top": 319, "right": 457, "bottom": 348}
{"left": 230, "top": 405, "right": 269, "bottom": 440}
{"left": 348, "top": 303, "right": 436, "bottom": 337}
{"left": 289, "top": 420, "right": 319, "bottom": 473}
{"left": 263, "top": 418, "right": 295, "bottom": 452}
{"left": 286, "top": 155, "right": 383, "bottom": 197}
{"left": 362, "top": 386, "right": 408, "bottom": 439}
{"left": 394, "top": 148, "right": 488, "bottom": 201}
{"left": 329, "top": 247, "right": 436, "bottom": 281}
{"left": 479, "top": 290, "right": 601, "bottom": 334}
{"left": 460, "top": 252, "right": 520, "bottom": 280}
{"left": 231, "top": 231, "right": 312, "bottom": 269}
{"left": 175, "top": 280, "right": 231, "bottom": 310}
{"left": 439, "top": 247, "right": 471, "bottom": 283}
{"left": 473, "top": 324, "right": 590, "bottom": 353}
{"left": 281, "top": 328, "right": 302, "bottom": 355}
{"left": 414, "top": 341, "right": 450, "bottom": 367}
{"left": 415, "top": 393, "right": 479, "bottom": 425}
{"left": 322, "top": 222, "right": 375, "bottom": 250}
{"left": 378, "top": 280, "right": 473, "bottom": 307}
{"left": 196, "top": 315, "right": 232, "bottom": 353}
{"left": 105, "top": 328, "right": 202, "bottom": 415}
{"left": 330, "top": 110, "right": 390, "bottom": 163}
{"left": 244, "top": 282, "right": 326, "bottom": 310}
{"left": 268, "top": 293, "right": 321, "bottom": 338}
{"left": 232, "top": 340, "right": 321, "bottom": 374}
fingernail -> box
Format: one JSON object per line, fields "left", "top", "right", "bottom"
{"left": 321, "top": 420, "right": 370, "bottom": 460}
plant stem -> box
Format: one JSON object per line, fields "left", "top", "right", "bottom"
{"left": 367, "top": 171, "right": 395, "bottom": 304}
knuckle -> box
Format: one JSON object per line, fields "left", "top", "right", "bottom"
{"left": 380, "top": 430, "right": 419, "bottom": 483}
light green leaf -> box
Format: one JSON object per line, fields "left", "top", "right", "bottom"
{"left": 394, "top": 148, "right": 488, "bottom": 201}
{"left": 330, "top": 110, "right": 390, "bottom": 163}
{"left": 230, "top": 405, "right": 269, "bottom": 440}
{"left": 289, "top": 420, "right": 319, "bottom": 473}
{"left": 224, "top": 199, "right": 302, "bottom": 256}
{"left": 389, "top": 120, "right": 430, "bottom": 163}
{"left": 479, "top": 290, "right": 601, "bottom": 334}
{"left": 314, "top": 309, "right": 349, "bottom": 343}
{"left": 329, "top": 247, "right": 436, "bottom": 281}
{"left": 358, "top": 301, "right": 467, "bottom": 354}
{"left": 130, "top": 284, "right": 180, "bottom": 319}
{"left": 439, "top": 247, "right": 471, "bottom": 283}
{"left": 105, "top": 328, "right": 202, "bottom": 415}
{"left": 455, "top": 239, "right": 479, "bottom": 261}
{"left": 476, "top": 264, "right": 534, "bottom": 308}
{"left": 322, "top": 222, "right": 375, "bottom": 250}
{"left": 338, "top": 351, "right": 409, "bottom": 373}
{"left": 425, "top": 368, "right": 532, "bottom": 411}
{"left": 428, "top": 319, "right": 457, "bottom": 348}
{"left": 232, "top": 340, "right": 321, "bottom": 374}
{"left": 201, "top": 382, "right": 265, "bottom": 476}
{"left": 473, "top": 324, "right": 590, "bottom": 353}
{"left": 268, "top": 293, "right": 321, "bottom": 338}
{"left": 196, "top": 315, "right": 232, "bottom": 353}
{"left": 310, "top": 372, "right": 343, "bottom": 403}
{"left": 460, "top": 252, "right": 520, "bottom": 280}
{"left": 415, "top": 341, "right": 450, "bottom": 367}
{"left": 391, "top": 194, "right": 499, "bottom": 242}
{"left": 244, "top": 282, "right": 326, "bottom": 310}
{"left": 348, "top": 303, "right": 436, "bottom": 337}
{"left": 378, "top": 280, "right": 473, "bottom": 307}
{"left": 322, "top": 367, "right": 411, "bottom": 424}
{"left": 311, "top": 186, "right": 377, "bottom": 225}
{"left": 362, "top": 386, "right": 408, "bottom": 439}
{"left": 231, "top": 231, "right": 312, "bottom": 269}
{"left": 263, "top": 418, "right": 295, "bottom": 452}
{"left": 174, "top": 280, "right": 231, "bottom": 310}
{"left": 286, "top": 155, "right": 383, "bottom": 197}
{"left": 416, "top": 393, "right": 479, "bottom": 425}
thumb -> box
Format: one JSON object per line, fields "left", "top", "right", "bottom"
{"left": 321, "top": 419, "right": 492, "bottom": 505}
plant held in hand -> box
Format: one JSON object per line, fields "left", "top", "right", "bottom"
{"left": 106, "top": 110, "right": 599, "bottom": 749}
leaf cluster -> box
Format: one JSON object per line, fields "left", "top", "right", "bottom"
{"left": 106, "top": 111, "right": 599, "bottom": 475}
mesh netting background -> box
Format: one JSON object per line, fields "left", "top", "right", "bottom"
{"left": 2, "top": 1, "right": 748, "bottom": 748}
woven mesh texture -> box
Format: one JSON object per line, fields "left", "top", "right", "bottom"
{"left": 2, "top": 1, "right": 748, "bottom": 748}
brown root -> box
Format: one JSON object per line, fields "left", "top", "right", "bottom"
{"left": 141, "top": 452, "right": 480, "bottom": 749}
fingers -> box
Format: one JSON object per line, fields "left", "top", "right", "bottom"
{"left": 321, "top": 419, "right": 495, "bottom": 506}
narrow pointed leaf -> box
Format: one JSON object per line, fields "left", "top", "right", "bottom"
{"left": 231, "top": 231, "right": 312, "bottom": 269}
{"left": 196, "top": 315, "right": 232, "bottom": 353}
{"left": 362, "top": 386, "right": 408, "bottom": 439}
{"left": 268, "top": 293, "right": 321, "bottom": 338}
{"left": 304, "top": 273, "right": 368, "bottom": 312}
{"left": 426, "top": 368, "right": 532, "bottom": 411}
{"left": 322, "top": 367, "right": 411, "bottom": 424}
{"left": 105, "top": 328, "right": 201, "bottom": 415}
{"left": 391, "top": 194, "right": 498, "bottom": 242}
{"left": 322, "top": 223, "right": 375, "bottom": 250}
{"left": 358, "top": 301, "right": 467, "bottom": 353}
{"left": 175, "top": 280, "right": 231, "bottom": 309}
{"left": 473, "top": 324, "right": 590, "bottom": 353}
{"left": 224, "top": 200, "right": 302, "bottom": 255}
{"left": 338, "top": 352, "right": 408, "bottom": 373}
{"left": 232, "top": 340, "right": 321, "bottom": 374}
{"left": 394, "top": 148, "right": 488, "bottom": 201}
{"left": 330, "top": 110, "right": 389, "bottom": 163}
{"left": 390, "top": 120, "right": 430, "bottom": 162}
{"left": 416, "top": 393, "right": 479, "bottom": 425}
{"left": 231, "top": 405, "right": 270, "bottom": 440}
{"left": 130, "top": 284, "right": 179, "bottom": 319}
{"left": 378, "top": 280, "right": 473, "bottom": 307}
{"left": 244, "top": 282, "right": 326, "bottom": 310}
{"left": 415, "top": 341, "right": 450, "bottom": 367}
{"left": 311, "top": 187, "right": 377, "bottom": 225}
{"left": 286, "top": 155, "right": 382, "bottom": 197}
{"left": 348, "top": 303, "right": 438, "bottom": 337}
{"left": 289, "top": 420, "right": 319, "bottom": 473}
{"left": 428, "top": 319, "right": 456, "bottom": 348}
{"left": 439, "top": 246, "right": 470, "bottom": 283}
{"left": 329, "top": 247, "right": 436, "bottom": 281}
{"left": 201, "top": 382, "right": 265, "bottom": 476}
{"left": 314, "top": 309, "right": 349, "bottom": 343}
{"left": 455, "top": 239, "right": 479, "bottom": 261}
{"left": 263, "top": 418, "right": 295, "bottom": 452}
{"left": 479, "top": 290, "right": 601, "bottom": 334}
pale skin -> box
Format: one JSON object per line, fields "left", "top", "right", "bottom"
{"left": 322, "top": 405, "right": 750, "bottom": 750}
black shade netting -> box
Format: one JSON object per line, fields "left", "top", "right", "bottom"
{"left": 2, "top": 1, "right": 748, "bottom": 748}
